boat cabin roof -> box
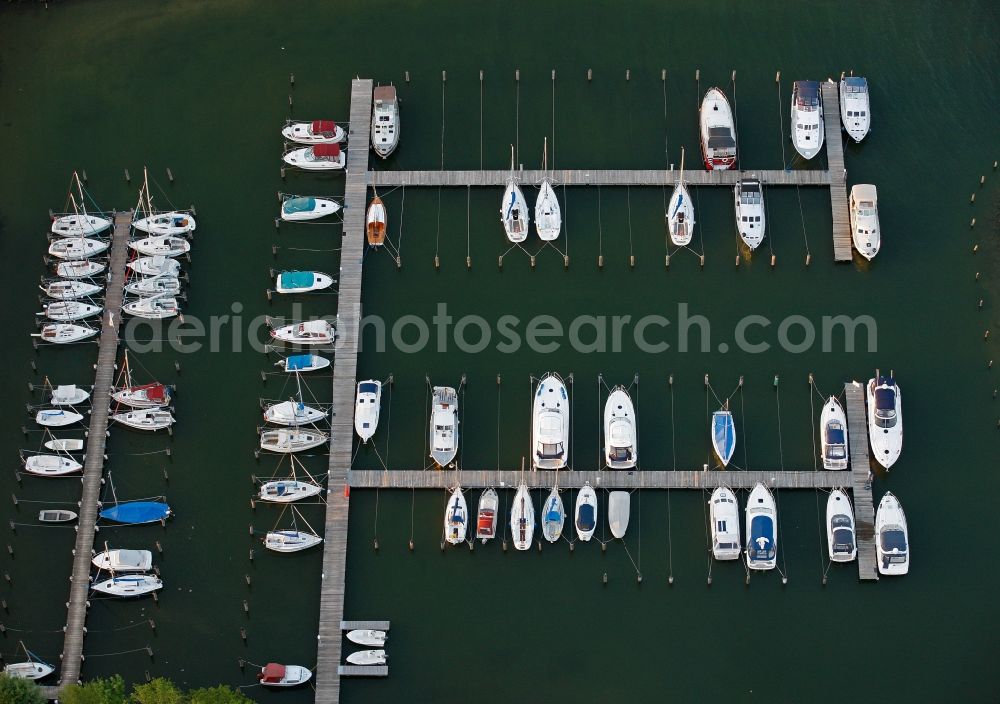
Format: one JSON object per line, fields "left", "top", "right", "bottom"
{"left": 311, "top": 120, "right": 337, "bottom": 133}
{"left": 283, "top": 197, "right": 316, "bottom": 213}
{"left": 312, "top": 143, "right": 341, "bottom": 158}
{"left": 280, "top": 271, "right": 316, "bottom": 289}
{"left": 359, "top": 382, "right": 379, "bottom": 394}
{"left": 261, "top": 663, "right": 286, "bottom": 682}
{"left": 373, "top": 86, "right": 397, "bottom": 103}
{"left": 851, "top": 184, "right": 878, "bottom": 202}
{"left": 880, "top": 527, "right": 907, "bottom": 552}
{"left": 843, "top": 76, "right": 868, "bottom": 91}
{"left": 286, "top": 354, "right": 315, "bottom": 370}
{"left": 874, "top": 388, "right": 896, "bottom": 412}
{"left": 707, "top": 127, "right": 736, "bottom": 149}
{"left": 794, "top": 81, "right": 820, "bottom": 105}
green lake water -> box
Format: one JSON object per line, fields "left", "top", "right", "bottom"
{"left": 1, "top": 1, "right": 998, "bottom": 702}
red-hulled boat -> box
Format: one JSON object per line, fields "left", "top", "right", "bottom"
{"left": 699, "top": 87, "right": 737, "bottom": 170}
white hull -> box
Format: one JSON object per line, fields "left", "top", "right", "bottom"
{"left": 371, "top": 85, "right": 399, "bottom": 158}
{"left": 510, "top": 484, "right": 535, "bottom": 550}
{"left": 112, "top": 408, "right": 175, "bottom": 431}
{"left": 826, "top": 489, "right": 857, "bottom": 563}
{"left": 270, "top": 320, "right": 335, "bottom": 346}
{"left": 444, "top": 487, "right": 468, "bottom": 544}
{"left": 282, "top": 121, "right": 346, "bottom": 144}
{"left": 48, "top": 237, "right": 109, "bottom": 260}
{"left": 111, "top": 383, "right": 171, "bottom": 409}
{"left": 123, "top": 295, "right": 179, "bottom": 319}
{"left": 476, "top": 488, "right": 498, "bottom": 543}
{"left": 129, "top": 236, "right": 190, "bottom": 258}
{"left": 608, "top": 491, "right": 630, "bottom": 539}
{"left": 259, "top": 664, "right": 312, "bottom": 687}
{"left": 734, "top": 179, "right": 766, "bottom": 249}
{"left": 354, "top": 380, "right": 382, "bottom": 442}
{"left": 429, "top": 386, "right": 459, "bottom": 467}
{"left": 281, "top": 196, "right": 341, "bottom": 221}
{"left": 45, "top": 438, "right": 84, "bottom": 452}
{"left": 791, "top": 80, "right": 824, "bottom": 160}
{"left": 259, "top": 480, "right": 323, "bottom": 503}
{"left": 125, "top": 274, "right": 181, "bottom": 297}
{"left": 42, "top": 280, "right": 103, "bottom": 300}
{"left": 92, "top": 549, "right": 153, "bottom": 572}
{"left": 56, "top": 260, "right": 106, "bottom": 278}
{"left": 128, "top": 256, "right": 181, "bottom": 277}
{"left": 91, "top": 574, "right": 162, "bottom": 597}
{"left": 867, "top": 375, "right": 902, "bottom": 469}
{"left": 264, "top": 400, "right": 327, "bottom": 426}
{"left": 42, "top": 301, "right": 102, "bottom": 321}
{"left": 283, "top": 146, "right": 346, "bottom": 170}
{"left": 52, "top": 214, "right": 111, "bottom": 237}
{"left": 575, "top": 482, "right": 598, "bottom": 541}
{"left": 50, "top": 384, "right": 90, "bottom": 405}
{"left": 875, "top": 492, "right": 908, "bottom": 575}
{"left": 4, "top": 662, "right": 55, "bottom": 680}
{"left": 534, "top": 179, "right": 561, "bottom": 240}
{"left": 265, "top": 530, "right": 323, "bottom": 552}
{"left": 709, "top": 487, "right": 741, "bottom": 560}
{"left": 501, "top": 180, "right": 529, "bottom": 243}
{"left": 346, "top": 650, "right": 387, "bottom": 666}
{"left": 850, "top": 184, "right": 880, "bottom": 260}
{"left": 532, "top": 374, "right": 569, "bottom": 470}
{"left": 260, "top": 428, "right": 329, "bottom": 453}
{"left": 133, "top": 212, "right": 196, "bottom": 236}
{"left": 24, "top": 454, "right": 82, "bottom": 476}
{"left": 820, "top": 396, "right": 849, "bottom": 470}
{"left": 36, "top": 409, "right": 84, "bottom": 427}
{"left": 276, "top": 354, "right": 329, "bottom": 373}
{"left": 36, "top": 323, "right": 98, "bottom": 344}
{"left": 699, "top": 87, "right": 737, "bottom": 170}
{"left": 839, "top": 77, "right": 871, "bottom": 142}
{"left": 541, "top": 488, "right": 565, "bottom": 543}
{"left": 347, "top": 629, "right": 387, "bottom": 647}
{"left": 667, "top": 184, "right": 694, "bottom": 246}
{"left": 604, "top": 387, "right": 637, "bottom": 469}
{"left": 745, "top": 483, "right": 777, "bottom": 571}
{"left": 275, "top": 271, "right": 334, "bottom": 294}
{"left": 39, "top": 509, "right": 77, "bottom": 523}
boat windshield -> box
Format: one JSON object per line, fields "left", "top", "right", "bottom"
{"left": 715, "top": 541, "right": 737, "bottom": 551}
{"left": 844, "top": 77, "right": 868, "bottom": 92}
{"left": 283, "top": 197, "right": 316, "bottom": 213}
{"left": 537, "top": 442, "right": 564, "bottom": 459}
{"left": 359, "top": 382, "right": 379, "bottom": 394}
{"left": 707, "top": 127, "right": 736, "bottom": 151}
{"left": 609, "top": 446, "right": 633, "bottom": 462}
{"left": 749, "top": 516, "right": 775, "bottom": 559}
{"left": 577, "top": 504, "right": 595, "bottom": 530}
{"left": 832, "top": 527, "right": 855, "bottom": 553}
{"left": 874, "top": 388, "right": 897, "bottom": 426}
{"left": 880, "top": 527, "right": 907, "bottom": 553}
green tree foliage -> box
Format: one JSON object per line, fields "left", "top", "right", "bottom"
{"left": 187, "top": 685, "right": 253, "bottom": 704}
{"left": 129, "top": 678, "right": 183, "bottom": 704}
{"left": 0, "top": 674, "right": 46, "bottom": 704}
{"left": 60, "top": 675, "right": 127, "bottom": 704}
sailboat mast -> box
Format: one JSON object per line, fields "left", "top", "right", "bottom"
{"left": 75, "top": 171, "right": 87, "bottom": 214}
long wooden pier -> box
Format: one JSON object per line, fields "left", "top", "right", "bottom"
{"left": 844, "top": 382, "right": 878, "bottom": 580}
{"left": 314, "top": 78, "right": 373, "bottom": 704}
{"left": 821, "top": 81, "right": 853, "bottom": 261}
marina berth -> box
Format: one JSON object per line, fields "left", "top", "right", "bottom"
{"left": 826, "top": 489, "right": 857, "bottom": 562}
{"left": 849, "top": 184, "right": 880, "bottom": 260}
{"left": 711, "top": 402, "right": 736, "bottom": 467}
{"left": 575, "top": 482, "right": 598, "bottom": 541}
{"left": 443, "top": 486, "right": 468, "bottom": 544}
{"left": 112, "top": 384, "right": 172, "bottom": 409}
{"left": 699, "top": 87, "right": 737, "bottom": 170}
{"left": 510, "top": 483, "right": 535, "bottom": 550}
{"left": 709, "top": 487, "right": 741, "bottom": 560}
{"left": 4, "top": 655, "right": 54, "bottom": 681}
{"left": 35, "top": 408, "right": 84, "bottom": 427}
{"left": 604, "top": 386, "right": 637, "bottom": 469}
{"left": 667, "top": 147, "right": 695, "bottom": 246}
{"left": 733, "top": 179, "right": 765, "bottom": 249}
{"left": 475, "top": 488, "right": 498, "bottom": 543}
{"left": 534, "top": 137, "right": 561, "bottom": 240}
{"left": 41, "top": 279, "right": 103, "bottom": 300}
{"left": 265, "top": 529, "right": 323, "bottom": 552}
{"left": 50, "top": 384, "right": 90, "bottom": 406}
{"left": 111, "top": 407, "right": 175, "bottom": 431}
{"left": 128, "top": 235, "right": 190, "bottom": 258}
{"left": 45, "top": 438, "right": 84, "bottom": 451}
{"left": 429, "top": 386, "right": 459, "bottom": 468}
{"left": 128, "top": 255, "right": 181, "bottom": 277}
{"left": 371, "top": 85, "right": 399, "bottom": 158}
{"left": 608, "top": 491, "right": 630, "bottom": 539}
{"left": 263, "top": 399, "right": 327, "bottom": 426}
{"left": 347, "top": 630, "right": 387, "bottom": 647}
{"left": 121, "top": 292, "right": 181, "bottom": 320}
{"left": 99, "top": 501, "right": 172, "bottom": 525}
{"left": 346, "top": 650, "right": 387, "bottom": 666}
{"left": 23, "top": 454, "right": 82, "bottom": 477}
{"left": 354, "top": 380, "right": 382, "bottom": 442}
{"left": 875, "top": 492, "right": 909, "bottom": 576}
{"left": 791, "top": 80, "right": 824, "bottom": 160}
{"left": 39, "top": 509, "right": 77, "bottom": 523}
{"left": 124, "top": 273, "right": 181, "bottom": 297}
{"left": 820, "top": 396, "right": 849, "bottom": 470}
{"left": 92, "top": 548, "right": 154, "bottom": 572}
{"left": 259, "top": 479, "right": 323, "bottom": 503}
{"left": 41, "top": 300, "right": 102, "bottom": 322}
{"left": 283, "top": 143, "right": 346, "bottom": 170}
{"left": 501, "top": 146, "right": 529, "bottom": 243}
{"left": 91, "top": 573, "right": 162, "bottom": 597}
{"left": 839, "top": 76, "right": 871, "bottom": 142}
{"left": 541, "top": 487, "right": 565, "bottom": 543}
{"left": 259, "top": 427, "right": 329, "bottom": 453}
{"left": 366, "top": 196, "right": 387, "bottom": 246}
{"left": 282, "top": 119, "right": 346, "bottom": 144}
{"left": 281, "top": 195, "right": 341, "bottom": 221}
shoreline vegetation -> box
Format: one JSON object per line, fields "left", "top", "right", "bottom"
{"left": 0, "top": 674, "right": 253, "bottom": 704}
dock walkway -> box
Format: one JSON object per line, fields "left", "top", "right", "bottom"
{"left": 845, "top": 382, "right": 878, "bottom": 580}
{"left": 821, "top": 81, "right": 852, "bottom": 261}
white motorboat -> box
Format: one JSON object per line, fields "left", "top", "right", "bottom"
{"left": 48, "top": 237, "right": 109, "bottom": 260}
{"left": 45, "top": 438, "right": 84, "bottom": 451}
{"left": 50, "top": 384, "right": 90, "bottom": 405}
{"left": 850, "top": 184, "right": 880, "bottom": 260}
{"left": 429, "top": 386, "right": 459, "bottom": 468}
{"left": 534, "top": 137, "right": 561, "bottom": 240}
{"left": 112, "top": 382, "right": 171, "bottom": 409}
{"left": 875, "top": 492, "right": 909, "bottom": 576}
{"left": 791, "top": 80, "right": 824, "bottom": 160}
{"left": 128, "top": 235, "right": 190, "bottom": 258}
{"left": 51, "top": 213, "right": 111, "bottom": 237}
{"left": 3, "top": 659, "right": 54, "bottom": 681}
{"left": 35, "top": 323, "right": 98, "bottom": 344}
{"left": 347, "top": 630, "right": 387, "bottom": 647}
{"left": 258, "top": 663, "right": 313, "bottom": 688}
{"left": 23, "top": 454, "right": 82, "bottom": 477}
{"left": 604, "top": 386, "right": 637, "bottom": 469}
{"left": 36, "top": 409, "right": 84, "bottom": 427}
{"left": 259, "top": 428, "right": 329, "bottom": 453}
{"left": 709, "top": 486, "right": 741, "bottom": 560}
{"left": 532, "top": 373, "right": 569, "bottom": 470}
{"left": 745, "top": 482, "right": 777, "bottom": 571}
{"left": 41, "top": 279, "right": 103, "bottom": 300}
{"left": 123, "top": 294, "right": 179, "bottom": 320}
{"left": 510, "top": 484, "right": 535, "bottom": 550}
{"left": 541, "top": 487, "right": 565, "bottom": 543}
{"left": 667, "top": 147, "right": 695, "bottom": 246}
{"left": 41, "top": 300, "right": 102, "bottom": 322}
{"left": 264, "top": 400, "right": 327, "bottom": 426}
{"left": 501, "top": 146, "right": 529, "bottom": 243}
{"left": 124, "top": 273, "right": 181, "bottom": 297}
{"left": 111, "top": 408, "right": 175, "bottom": 431}
{"left": 820, "top": 396, "right": 849, "bottom": 470}
{"left": 264, "top": 529, "right": 323, "bottom": 553}
{"left": 128, "top": 255, "right": 181, "bottom": 277}
{"left": 270, "top": 319, "right": 335, "bottom": 346}
{"left": 275, "top": 270, "right": 334, "bottom": 294}
{"left": 826, "top": 489, "right": 857, "bottom": 563}
{"left": 91, "top": 573, "right": 162, "bottom": 597}
{"left": 734, "top": 179, "right": 766, "bottom": 250}
{"left": 276, "top": 354, "right": 330, "bottom": 373}
{"left": 346, "top": 650, "right": 387, "bottom": 666}
{"left": 575, "top": 481, "right": 598, "bottom": 541}
{"left": 867, "top": 373, "right": 902, "bottom": 469}
{"left": 283, "top": 144, "right": 346, "bottom": 170}
{"left": 444, "top": 486, "right": 468, "bottom": 545}
{"left": 282, "top": 119, "right": 346, "bottom": 144}
{"left": 38, "top": 509, "right": 77, "bottom": 523}
{"left": 132, "top": 211, "right": 196, "bottom": 236}
{"left": 56, "top": 260, "right": 106, "bottom": 278}
{"left": 371, "top": 84, "right": 399, "bottom": 158}
{"left": 281, "top": 196, "right": 341, "bottom": 221}
{"left": 92, "top": 548, "right": 153, "bottom": 572}
{"left": 839, "top": 76, "right": 870, "bottom": 142}
{"left": 711, "top": 402, "right": 736, "bottom": 468}
{"left": 354, "top": 379, "right": 382, "bottom": 442}
{"left": 608, "top": 491, "right": 630, "bottom": 539}
{"left": 259, "top": 479, "right": 323, "bottom": 503}
{"left": 476, "top": 488, "right": 498, "bottom": 543}
{"left": 366, "top": 196, "right": 387, "bottom": 246}
{"left": 699, "top": 87, "right": 737, "bottom": 170}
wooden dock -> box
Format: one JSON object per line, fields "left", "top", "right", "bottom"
{"left": 341, "top": 620, "right": 390, "bottom": 631}
{"left": 338, "top": 665, "right": 388, "bottom": 678}
{"left": 845, "top": 381, "right": 878, "bottom": 580}
{"left": 314, "top": 78, "right": 374, "bottom": 704}
{"left": 54, "top": 210, "right": 132, "bottom": 691}
{"left": 822, "top": 81, "right": 853, "bottom": 261}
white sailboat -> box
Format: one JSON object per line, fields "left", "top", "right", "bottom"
{"left": 112, "top": 353, "right": 172, "bottom": 408}
{"left": 575, "top": 481, "right": 598, "bottom": 541}
{"left": 791, "top": 80, "right": 824, "bottom": 160}
{"left": 123, "top": 294, "right": 179, "bottom": 320}
{"left": 476, "top": 488, "right": 498, "bottom": 543}
{"left": 532, "top": 373, "right": 569, "bottom": 470}
{"left": 443, "top": 486, "right": 468, "bottom": 545}
{"left": 733, "top": 179, "right": 766, "bottom": 250}
{"left": 48, "top": 237, "right": 109, "bottom": 260}
{"left": 347, "top": 630, "right": 387, "bottom": 647}
{"left": 259, "top": 428, "right": 329, "bottom": 453}
{"left": 820, "top": 396, "right": 849, "bottom": 470}
{"left": 711, "top": 402, "right": 736, "bottom": 468}
{"left": 282, "top": 119, "right": 346, "bottom": 144}
{"left": 826, "top": 489, "right": 857, "bottom": 563}
{"left": 133, "top": 212, "right": 196, "bottom": 236}
{"left": 500, "top": 145, "right": 529, "bottom": 243}
{"left": 274, "top": 271, "right": 334, "bottom": 294}
{"left": 124, "top": 273, "right": 181, "bottom": 297}
{"left": 34, "top": 323, "right": 98, "bottom": 344}
{"left": 45, "top": 438, "right": 84, "bottom": 452}
{"left": 371, "top": 85, "right": 400, "bottom": 158}
{"left": 354, "top": 380, "right": 382, "bottom": 442}
{"left": 745, "top": 482, "right": 777, "bottom": 571}
{"left": 263, "top": 373, "right": 327, "bottom": 426}
{"left": 52, "top": 214, "right": 110, "bottom": 238}
{"left": 111, "top": 408, "right": 175, "bottom": 431}
{"left": 35, "top": 409, "right": 84, "bottom": 427}
{"left": 3, "top": 645, "right": 54, "bottom": 680}
{"left": 541, "top": 487, "right": 565, "bottom": 543}
{"left": 259, "top": 479, "right": 323, "bottom": 503}
{"left": 41, "top": 300, "right": 102, "bottom": 321}
{"left": 699, "top": 87, "right": 737, "bottom": 170}
{"left": 608, "top": 491, "right": 630, "bottom": 539}
{"left": 128, "top": 255, "right": 181, "bottom": 277}
{"left": 92, "top": 548, "right": 153, "bottom": 572}
{"left": 283, "top": 144, "right": 346, "bottom": 170}
{"left": 50, "top": 384, "right": 90, "bottom": 405}
{"left": 56, "top": 260, "right": 106, "bottom": 278}
{"left": 41, "top": 279, "right": 103, "bottom": 300}
{"left": 709, "top": 486, "right": 741, "bottom": 560}
{"left": 667, "top": 148, "right": 695, "bottom": 246}
{"left": 91, "top": 573, "right": 162, "bottom": 597}
{"left": 128, "top": 235, "right": 190, "bottom": 258}
{"left": 850, "top": 184, "right": 880, "bottom": 260}
{"left": 604, "top": 386, "right": 637, "bottom": 469}
{"left": 264, "top": 529, "right": 323, "bottom": 552}
{"left": 510, "top": 483, "right": 535, "bottom": 550}
{"left": 875, "top": 492, "right": 909, "bottom": 576}
{"left": 534, "top": 137, "right": 561, "bottom": 241}
{"left": 867, "top": 372, "right": 902, "bottom": 469}
{"left": 23, "top": 454, "right": 82, "bottom": 477}
{"left": 281, "top": 196, "right": 341, "bottom": 221}
{"left": 346, "top": 650, "right": 387, "bottom": 666}
{"left": 839, "top": 75, "right": 871, "bottom": 142}
{"left": 269, "top": 319, "right": 335, "bottom": 346}
{"left": 429, "top": 386, "right": 459, "bottom": 468}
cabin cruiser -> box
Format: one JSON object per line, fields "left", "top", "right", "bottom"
{"left": 699, "top": 87, "right": 737, "bottom": 170}
{"left": 429, "top": 386, "right": 459, "bottom": 467}
{"left": 510, "top": 484, "right": 535, "bottom": 550}
{"left": 354, "top": 380, "right": 382, "bottom": 442}
{"left": 282, "top": 119, "right": 345, "bottom": 144}
{"left": 820, "top": 396, "right": 849, "bottom": 470}
{"left": 667, "top": 148, "right": 695, "bottom": 246}
{"left": 850, "top": 184, "right": 880, "bottom": 260}
{"left": 281, "top": 196, "right": 340, "bottom": 221}
{"left": 709, "top": 487, "right": 741, "bottom": 560}
{"left": 733, "top": 179, "right": 765, "bottom": 249}
{"left": 371, "top": 85, "right": 400, "bottom": 158}
{"left": 283, "top": 144, "right": 346, "bottom": 171}
{"left": 443, "top": 486, "right": 468, "bottom": 544}
{"left": 875, "top": 492, "right": 908, "bottom": 575}
{"left": 347, "top": 630, "right": 387, "bottom": 647}
{"left": 575, "top": 482, "right": 598, "bottom": 541}
{"left": 476, "top": 488, "right": 498, "bottom": 543}
{"left": 258, "top": 663, "right": 313, "bottom": 688}
{"left": 532, "top": 373, "right": 569, "bottom": 470}
{"left": 839, "top": 76, "right": 870, "bottom": 142}
{"left": 541, "top": 488, "right": 565, "bottom": 543}
{"left": 604, "top": 386, "right": 637, "bottom": 469}
{"left": 269, "top": 320, "right": 335, "bottom": 346}
{"left": 791, "top": 80, "right": 824, "bottom": 160}
{"left": 346, "top": 650, "right": 387, "bottom": 666}
{"left": 826, "top": 489, "right": 857, "bottom": 562}
{"left": 274, "top": 271, "right": 334, "bottom": 294}
{"left": 867, "top": 373, "right": 902, "bottom": 469}
{"left": 745, "top": 483, "right": 777, "bottom": 571}
{"left": 92, "top": 548, "right": 153, "bottom": 572}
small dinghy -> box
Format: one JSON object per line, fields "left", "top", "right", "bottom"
{"left": 476, "top": 488, "right": 498, "bottom": 543}
{"left": 346, "top": 650, "right": 387, "bottom": 666}
{"left": 575, "top": 482, "right": 598, "bottom": 542}
{"left": 371, "top": 85, "right": 400, "bottom": 158}
{"left": 282, "top": 119, "right": 345, "bottom": 144}
{"left": 534, "top": 138, "right": 561, "bottom": 240}
{"left": 347, "top": 630, "right": 387, "bottom": 647}
{"left": 791, "top": 80, "right": 824, "bottom": 160}
{"left": 541, "top": 488, "right": 565, "bottom": 543}
{"left": 91, "top": 573, "right": 162, "bottom": 597}
{"left": 850, "top": 184, "right": 880, "bottom": 260}
{"left": 50, "top": 384, "right": 90, "bottom": 405}
{"left": 23, "top": 454, "right": 82, "bottom": 477}
{"left": 264, "top": 400, "right": 327, "bottom": 426}
{"left": 48, "top": 237, "right": 109, "bottom": 260}
{"left": 270, "top": 320, "right": 335, "bottom": 346}
{"left": 283, "top": 144, "right": 346, "bottom": 170}
{"left": 123, "top": 294, "right": 179, "bottom": 320}
{"left": 259, "top": 428, "right": 329, "bottom": 453}
{"left": 45, "top": 438, "right": 84, "bottom": 452}
{"left": 826, "top": 489, "right": 857, "bottom": 563}
{"left": 709, "top": 486, "right": 741, "bottom": 560}
{"left": 112, "top": 382, "right": 171, "bottom": 409}
{"left": 281, "top": 196, "right": 340, "bottom": 221}
{"left": 699, "top": 87, "right": 737, "bottom": 170}
{"left": 604, "top": 386, "right": 637, "bottom": 469}
{"left": 354, "top": 379, "right": 382, "bottom": 442}
{"left": 275, "top": 270, "right": 334, "bottom": 294}
{"left": 745, "top": 483, "right": 777, "bottom": 571}
{"left": 820, "top": 396, "right": 849, "bottom": 470}
{"left": 35, "top": 323, "right": 98, "bottom": 344}
{"left": 667, "top": 148, "right": 695, "bottom": 246}
{"left": 839, "top": 75, "right": 870, "bottom": 143}
{"left": 366, "top": 196, "right": 387, "bottom": 246}
{"left": 734, "top": 179, "right": 766, "bottom": 250}
{"left": 99, "top": 501, "right": 171, "bottom": 525}
{"left": 41, "top": 279, "right": 103, "bottom": 300}
{"left": 36, "top": 408, "right": 84, "bottom": 427}
{"left": 711, "top": 402, "right": 736, "bottom": 467}
{"left": 39, "top": 509, "right": 77, "bottom": 523}
{"left": 259, "top": 479, "right": 323, "bottom": 503}
{"left": 132, "top": 211, "right": 196, "bottom": 236}
{"left": 429, "top": 386, "right": 459, "bottom": 468}
{"left": 876, "top": 492, "right": 909, "bottom": 576}
{"left": 51, "top": 213, "right": 111, "bottom": 237}
{"left": 444, "top": 486, "right": 468, "bottom": 545}
{"left": 129, "top": 236, "right": 190, "bottom": 258}
{"left": 608, "top": 491, "right": 630, "bottom": 539}
{"left": 124, "top": 273, "right": 181, "bottom": 297}
{"left": 258, "top": 663, "right": 313, "bottom": 688}
{"left": 276, "top": 353, "right": 330, "bottom": 373}
{"left": 41, "top": 300, "right": 102, "bottom": 322}
{"left": 112, "top": 408, "right": 174, "bottom": 431}
{"left": 510, "top": 483, "right": 535, "bottom": 551}
{"left": 264, "top": 529, "right": 323, "bottom": 553}
{"left": 532, "top": 373, "right": 569, "bottom": 470}
{"left": 867, "top": 372, "right": 902, "bottom": 469}
{"left": 92, "top": 548, "right": 153, "bottom": 572}
{"left": 500, "top": 146, "right": 529, "bottom": 243}
{"left": 56, "top": 260, "right": 106, "bottom": 278}
{"left": 128, "top": 255, "right": 181, "bottom": 277}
